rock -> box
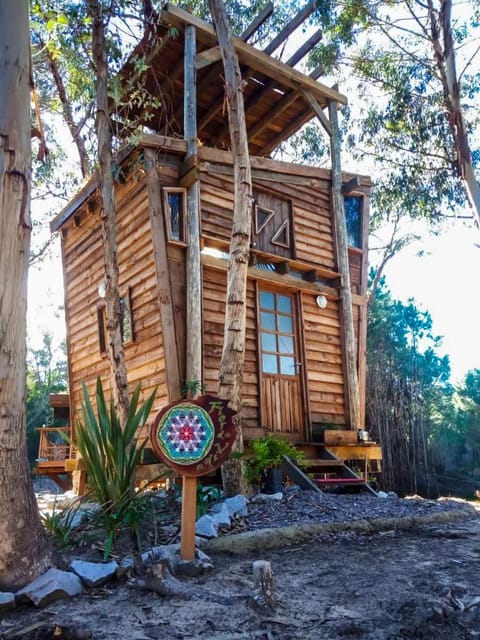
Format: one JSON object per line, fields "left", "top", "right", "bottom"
{"left": 251, "top": 492, "right": 283, "bottom": 502}
{"left": 116, "top": 556, "right": 135, "bottom": 580}
{"left": 141, "top": 544, "right": 214, "bottom": 577}
{"left": 195, "top": 514, "right": 219, "bottom": 538}
{"left": 0, "top": 592, "right": 15, "bottom": 614}
{"left": 33, "top": 478, "right": 62, "bottom": 494}
{"left": 224, "top": 494, "right": 249, "bottom": 517}
{"left": 70, "top": 560, "right": 118, "bottom": 588}
{"left": 16, "top": 568, "right": 83, "bottom": 607}
{"left": 211, "top": 502, "right": 231, "bottom": 528}
{"left": 377, "top": 491, "right": 389, "bottom": 498}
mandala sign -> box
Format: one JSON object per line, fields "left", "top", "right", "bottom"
{"left": 156, "top": 405, "right": 214, "bottom": 464}
{"left": 149, "top": 395, "right": 237, "bottom": 477}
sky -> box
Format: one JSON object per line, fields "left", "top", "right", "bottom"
{"left": 373, "top": 220, "right": 479, "bottom": 382}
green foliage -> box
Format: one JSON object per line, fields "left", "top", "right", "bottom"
{"left": 367, "top": 276, "right": 452, "bottom": 495}
{"left": 181, "top": 379, "right": 206, "bottom": 398}
{"left": 196, "top": 483, "right": 222, "bottom": 518}
{"left": 246, "top": 434, "right": 303, "bottom": 485}
{"left": 73, "top": 377, "right": 156, "bottom": 557}
{"left": 41, "top": 498, "right": 81, "bottom": 547}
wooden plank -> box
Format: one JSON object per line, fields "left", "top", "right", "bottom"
{"left": 201, "top": 251, "right": 339, "bottom": 296}
{"left": 144, "top": 149, "right": 181, "bottom": 402}
{"left": 327, "top": 444, "right": 383, "bottom": 461}
{"left": 196, "top": 46, "right": 221, "bottom": 69}
{"left": 240, "top": 2, "right": 274, "bottom": 42}
{"left": 181, "top": 476, "right": 197, "bottom": 560}
{"left": 301, "top": 90, "right": 331, "bottom": 136}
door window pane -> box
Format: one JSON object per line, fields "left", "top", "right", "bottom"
{"left": 278, "top": 336, "right": 294, "bottom": 354}
{"left": 261, "top": 311, "right": 276, "bottom": 331}
{"left": 278, "top": 315, "right": 293, "bottom": 333}
{"left": 261, "top": 333, "right": 277, "bottom": 352}
{"left": 262, "top": 354, "right": 278, "bottom": 374}
{"left": 280, "top": 356, "right": 295, "bottom": 375}
{"left": 260, "top": 291, "right": 275, "bottom": 310}
{"left": 277, "top": 295, "right": 291, "bottom": 313}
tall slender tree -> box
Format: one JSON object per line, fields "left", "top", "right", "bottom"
{"left": 209, "top": 0, "right": 253, "bottom": 495}
{"left": 0, "top": 0, "right": 52, "bottom": 589}
{"left": 86, "top": 0, "right": 131, "bottom": 428}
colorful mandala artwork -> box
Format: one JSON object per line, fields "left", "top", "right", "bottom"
{"left": 156, "top": 405, "right": 214, "bottom": 464}
{"left": 149, "top": 395, "right": 237, "bottom": 477}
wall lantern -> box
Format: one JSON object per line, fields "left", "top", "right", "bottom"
{"left": 98, "top": 280, "right": 106, "bottom": 298}
{"left": 316, "top": 294, "right": 328, "bottom": 309}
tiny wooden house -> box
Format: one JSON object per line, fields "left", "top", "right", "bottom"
{"left": 45, "top": 5, "right": 380, "bottom": 483}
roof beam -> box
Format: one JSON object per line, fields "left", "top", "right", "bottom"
{"left": 301, "top": 89, "right": 332, "bottom": 136}
{"left": 263, "top": 0, "right": 318, "bottom": 55}
{"left": 161, "top": 4, "right": 347, "bottom": 106}
{"left": 196, "top": 4, "right": 274, "bottom": 71}
{"left": 246, "top": 67, "right": 324, "bottom": 145}
{"left": 240, "top": 2, "right": 274, "bottom": 43}
{"left": 216, "top": 29, "right": 324, "bottom": 142}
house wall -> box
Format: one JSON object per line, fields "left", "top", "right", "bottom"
{"left": 60, "top": 161, "right": 180, "bottom": 431}
{"left": 58, "top": 146, "right": 369, "bottom": 442}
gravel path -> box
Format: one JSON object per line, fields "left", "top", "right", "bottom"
{"left": 244, "top": 489, "right": 473, "bottom": 531}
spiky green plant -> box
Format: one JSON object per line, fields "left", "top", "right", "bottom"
{"left": 74, "top": 377, "right": 157, "bottom": 556}
{"left": 41, "top": 498, "right": 81, "bottom": 547}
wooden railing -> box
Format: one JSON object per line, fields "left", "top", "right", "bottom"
{"left": 36, "top": 427, "right": 75, "bottom": 464}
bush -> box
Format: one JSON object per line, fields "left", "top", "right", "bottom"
{"left": 246, "top": 434, "right": 303, "bottom": 486}
{"left": 73, "top": 378, "right": 157, "bottom": 557}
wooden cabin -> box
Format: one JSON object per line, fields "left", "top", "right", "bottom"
{"left": 38, "top": 4, "right": 381, "bottom": 489}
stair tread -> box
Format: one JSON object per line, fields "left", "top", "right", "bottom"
{"left": 303, "top": 458, "right": 344, "bottom": 467}
{"left": 314, "top": 477, "right": 365, "bottom": 485}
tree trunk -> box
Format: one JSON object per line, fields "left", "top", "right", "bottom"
{"left": 0, "top": 0, "right": 51, "bottom": 589}
{"left": 87, "top": 0, "right": 130, "bottom": 428}
{"left": 208, "top": 0, "right": 252, "bottom": 496}
{"left": 429, "top": 0, "right": 480, "bottom": 226}
{"left": 329, "top": 99, "right": 361, "bottom": 429}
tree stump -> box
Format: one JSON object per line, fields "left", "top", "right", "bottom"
{"left": 252, "top": 560, "right": 276, "bottom": 610}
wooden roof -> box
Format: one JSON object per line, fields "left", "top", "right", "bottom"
{"left": 119, "top": 3, "right": 347, "bottom": 157}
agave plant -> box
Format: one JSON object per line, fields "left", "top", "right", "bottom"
{"left": 75, "top": 377, "right": 157, "bottom": 556}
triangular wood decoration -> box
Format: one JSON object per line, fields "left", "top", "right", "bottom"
{"left": 271, "top": 218, "right": 290, "bottom": 248}
{"left": 255, "top": 204, "right": 275, "bottom": 235}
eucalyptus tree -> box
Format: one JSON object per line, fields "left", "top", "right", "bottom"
{"left": 299, "top": 0, "right": 480, "bottom": 231}
{"left": 0, "top": 0, "right": 52, "bottom": 589}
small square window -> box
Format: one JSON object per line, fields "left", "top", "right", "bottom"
{"left": 344, "top": 196, "right": 362, "bottom": 248}
{"left": 163, "top": 188, "right": 186, "bottom": 244}
{"left": 97, "top": 288, "right": 134, "bottom": 354}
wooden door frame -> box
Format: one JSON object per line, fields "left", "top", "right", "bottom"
{"left": 255, "top": 281, "right": 308, "bottom": 440}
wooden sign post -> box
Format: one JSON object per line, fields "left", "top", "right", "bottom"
{"left": 150, "top": 395, "right": 236, "bottom": 561}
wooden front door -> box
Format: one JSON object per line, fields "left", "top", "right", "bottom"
{"left": 258, "top": 289, "right": 305, "bottom": 438}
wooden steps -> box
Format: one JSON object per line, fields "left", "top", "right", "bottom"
{"left": 292, "top": 443, "right": 378, "bottom": 495}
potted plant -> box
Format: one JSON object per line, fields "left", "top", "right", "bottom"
{"left": 246, "top": 434, "right": 303, "bottom": 494}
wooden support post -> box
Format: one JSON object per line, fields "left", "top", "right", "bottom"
{"left": 144, "top": 148, "right": 181, "bottom": 402}
{"left": 180, "top": 476, "right": 197, "bottom": 561}
{"left": 328, "top": 99, "right": 361, "bottom": 429}
{"left": 184, "top": 25, "right": 203, "bottom": 389}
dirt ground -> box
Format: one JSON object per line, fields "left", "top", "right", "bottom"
{"left": 3, "top": 511, "right": 480, "bottom": 640}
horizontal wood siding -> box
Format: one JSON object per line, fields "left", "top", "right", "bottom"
{"left": 61, "top": 168, "right": 181, "bottom": 432}
{"left": 302, "top": 294, "right": 345, "bottom": 425}
{"left": 200, "top": 166, "right": 336, "bottom": 271}
{"left": 202, "top": 266, "right": 260, "bottom": 431}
